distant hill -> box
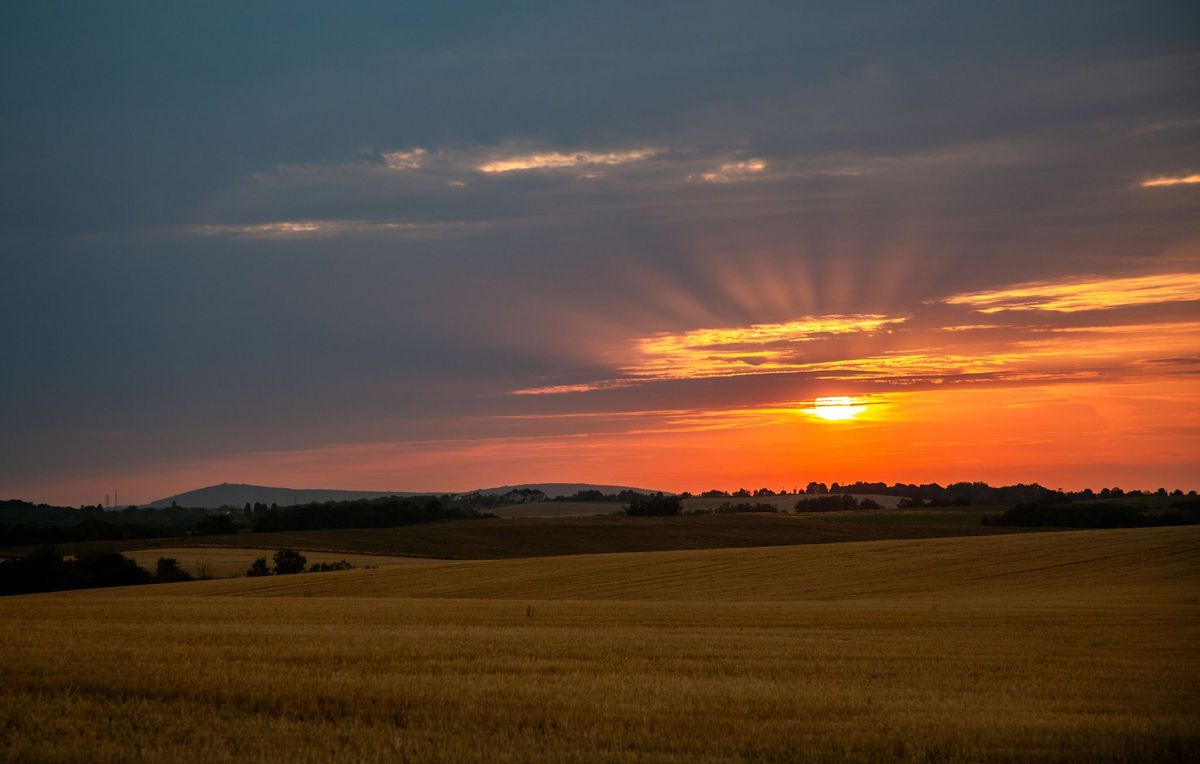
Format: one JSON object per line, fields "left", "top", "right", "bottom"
{"left": 147, "top": 482, "right": 663, "bottom": 508}
{"left": 147, "top": 483, "right": 426, "bottom": 509}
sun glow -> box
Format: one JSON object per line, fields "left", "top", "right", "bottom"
{"left": 807, "top": 396, "right": 868, "bottom": 421}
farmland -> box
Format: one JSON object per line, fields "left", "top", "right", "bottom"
{"left": 0, "top": 510, "right": 1039, "bottom": 564}
{"left": 1, "top": 526, "right": 1196, "bottom": 762}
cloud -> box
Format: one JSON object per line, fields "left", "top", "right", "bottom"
{"left": 689, "top": 158, "right": 767, "bottom": 183}
{"left": 381, "top": 148, "right": 428, "bottom": 170}
{"left": 943, "top": 273, "right": 1200, "bottom": 313}
{"left": 626, "top": 314, "right": 906, "bottom": 380}
{"left": 187, "top": 219, "right": 487, "bottom": 239}
{"left": 1140, "top": 174, "right": 1200, "bottom": 187}
{"left": 474, "top": 147, "right": 665, "bottom": 174}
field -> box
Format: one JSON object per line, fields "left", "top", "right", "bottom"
{"left": 1, "top": 526, "right": 1197, "bottom": 762}
{"left": 1, "top": 511, "right": 1037, "bottom": 564}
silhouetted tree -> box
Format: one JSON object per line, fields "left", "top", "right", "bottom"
{"left": 154, "top": 557, "right": 193, "bottom": 583}
{"left": 246, "top": 558, "right": 271, "bottom": 577}
{"left": 625, "top": 494, "right": 682, "bottom": 516}
{"left": 272, "top": 548, "right": 307, "bottom": 575}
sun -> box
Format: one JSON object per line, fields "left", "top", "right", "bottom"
{"left": 808, "top": 396, "right": 868, "bottom": 421}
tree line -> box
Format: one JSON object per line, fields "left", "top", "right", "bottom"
{"left": 0, "top": 495, "right": 493, "bottom": 547}
{"left": 984, "top": 498, "right": 1200, "bottom": 529}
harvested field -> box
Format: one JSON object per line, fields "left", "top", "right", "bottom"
{"left": 1, "top": 526, "right": 1196, "bottom": 762}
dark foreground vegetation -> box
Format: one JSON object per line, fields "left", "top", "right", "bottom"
{"left": 0, "top": 547, "right": 193, "bottom": 596}
{"left": 0, "top": 545, "right": 356, "bottom": 596}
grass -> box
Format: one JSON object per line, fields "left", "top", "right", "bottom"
{"left": 0, "top": 526, "right": 1196, "bottom": 762}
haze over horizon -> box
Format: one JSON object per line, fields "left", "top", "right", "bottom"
{"left": 3, "top": 2, "right": 1198, "bottom": 506}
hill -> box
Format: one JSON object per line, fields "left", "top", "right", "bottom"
{"left": 147, "top": 481, "right": 664, "bottom": 508}
{"left": 146, "top": 482, "right": 428, "bottom": 508}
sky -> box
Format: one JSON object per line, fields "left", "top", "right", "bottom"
{"left": 2, "top": 1, "right": 1198, "bottom": 505}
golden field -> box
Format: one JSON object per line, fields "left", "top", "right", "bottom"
{"left": 1, "top": 526, "right": 1197, "bottom": 762}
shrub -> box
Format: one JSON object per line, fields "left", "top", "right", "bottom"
{"left": 308, "top": 560, "right": 354, "bottom": 572}
{"left": 154, "top": 557, "right": 193, "bottom": 583}
{"left": 246, "top": 558, "right": 271, "bottom": 577}
{"left": 272, "top": 548, "right": 307, "bottom": 575}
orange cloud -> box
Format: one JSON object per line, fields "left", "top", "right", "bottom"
{"left": 943, "top": 273, "right": 1200, "bottom": 313}
{"left": 626, "top": 314, "right": 905, "bottom": 380}
{"left": 1140, "top": 174, "right": 1200, "bottom": 187}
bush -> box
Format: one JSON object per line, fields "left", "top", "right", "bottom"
{"left": 272, "top": 548, "right": 307, "bottom": 575}
{"left": 625, "top": 494, "right": 682, "bottom": 516}
{"left": 154, "top": 557, "right": 193, "bottom": 583}
{"left": 309, "top": 560, "right": 354, "bottom": 572}
{"left": 246, "top": 558, "right": 271, "bottom": 577}
{"left": 714, "top": 502, "right": 778, "bottom": 514}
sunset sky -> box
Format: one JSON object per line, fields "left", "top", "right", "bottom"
{"left": 2, "top": 2, "right": 1198, "bottom": 505}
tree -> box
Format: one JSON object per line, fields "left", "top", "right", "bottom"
{"left": 194, "top": 514, "right": 236, "bottom": 535}
{"left": 154, "top": 557, "right": 193, "bottom": 582}
{"left": 246, "top": 558, "right": 271, "bottom": 577}
{"left": 272, "top": 548, "right": 307, "bottom": 575}
{"left": 625, "top": 494, "right": 682, "bottom": 517}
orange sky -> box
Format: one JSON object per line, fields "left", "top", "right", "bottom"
{"left": 22, "top": 271, "right": 1200, "bottom": 505}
